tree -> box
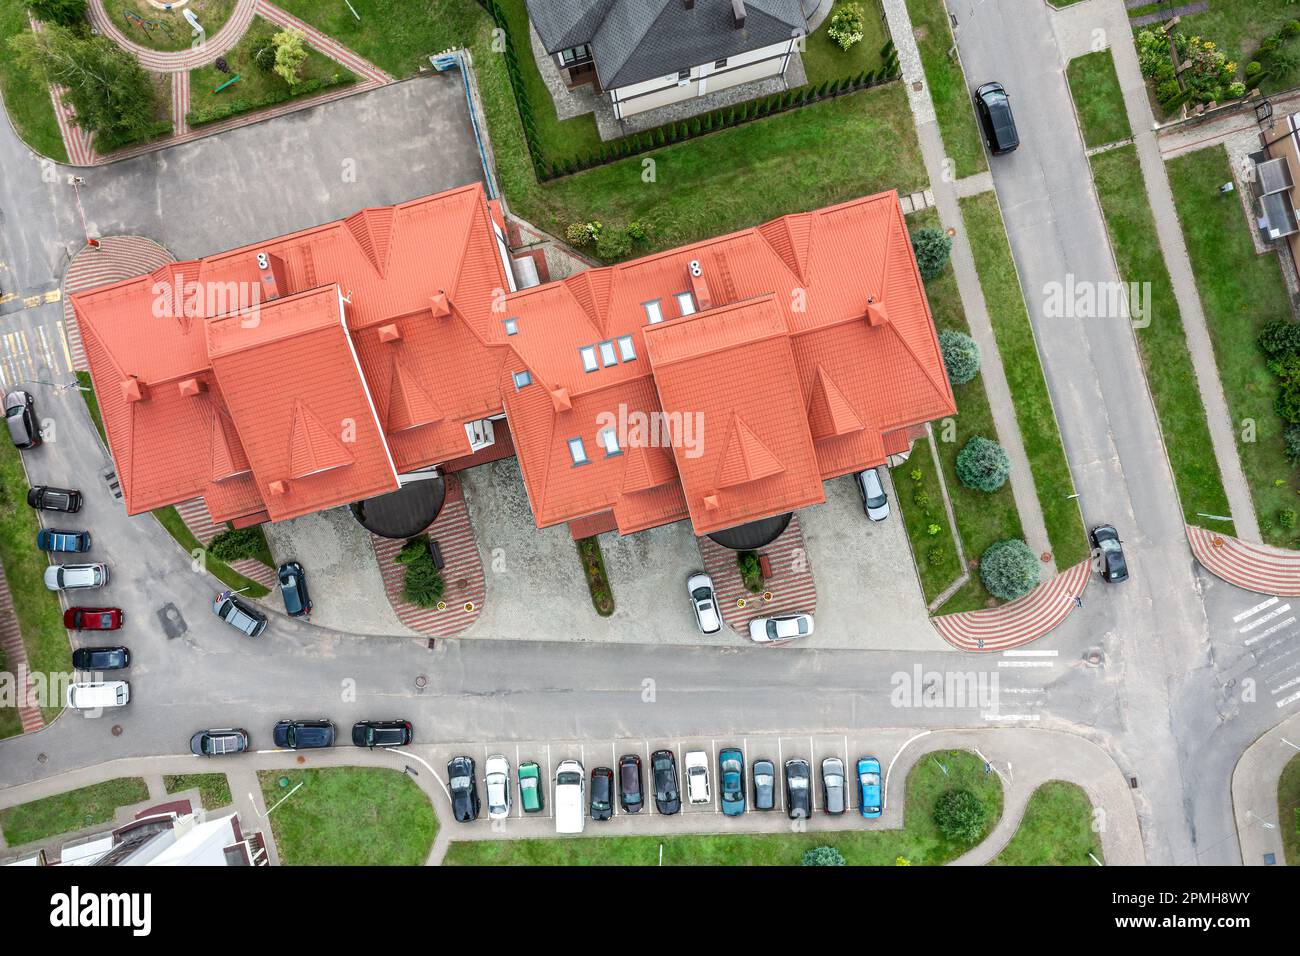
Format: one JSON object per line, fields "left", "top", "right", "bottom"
{"left": 802, "top": 846, "right": 846, "bottom": 866}
{"left": 933, "top": 788, "right": 988, "bottom": 844}
{"left": 955, "top": 436, "right": 1010, "bottom": 492}
{"left": 979, "top": 539, "right": 1040, "bottom": 600}
{"left": 272, "top": 28, "right": 308, "bottom": 85}
{"left": 939, "top": 329, "right": 980, "bottom": 385}
{"left": 28, "top": 0, "right": 87, "bottom": 27}
{"left": 402, "top": 555, "right": 445, "bottom": 608}
{"left": 208, "top": 527, "right": 265, "bottom": 563}
{"left": 911, "top": 227, "right": 953, "bottom": 280}
{"left": 10, "top": 25, "right": 156, "bottom": 144}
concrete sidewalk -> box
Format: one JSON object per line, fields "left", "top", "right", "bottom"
{"left": 1230, "top": 713, "right": 1300, "bottom": 865}
{"left": 882, "top": 0, "right": 1056, "bottom": 577}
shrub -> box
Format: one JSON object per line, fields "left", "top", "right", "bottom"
{"left": 402, "top": 555, "right": 445, "bottom": 608}
{"left": 1282, "top": 509, "right": 1297, "bottom": 530}
{"left": 926, "top": 523, "right": 941, "bottom": 536}
{"left": 1247, "top": 61, "right": 1263, "bottom": 78}
{"left": 955, "top": 436, "right": 1010, "bottom": 492}
{"left": 1284, "top": 424, "right": 1300, "bottom": 464}
{"left": 979, "top": 539, "right": 1040, "bottom": 600}
{"left": 395, "top": 535, "right": 429, "bottom": 565}
{"left": 272, "top": 28, "right": 308, "bottom": 86}
{"left": 28, "top": 0, "right": 86, "bottom": 26}
{"left": 1287, "top": 20, "right": 1300, "bottom": 40}
{"left": 626, "top": 220, "right": 648, "bottom": 244}
{"left": 737, "top": 550, "right": 764, "bottom": 593}
{"left": 926, "top": 545, "right": 945, "bottom": 566}
{"left": 910, "top": 227, "right": 953, "bottom": 280}
{"left": 912, "top": 487, "right": 930, "bottom": 508}
{"left": 595, "top": 227, "right": 632, "bottom": 261}
{"left": 827, "top": 3, "right": 865, "bottom": 51}
{"left": 564, "top": 222, "right": 591, "bottom": 246}
{"left": 1260, "top": 321, "right": 1300, "bottom": 358}
{"left": 802, "top": 846, "right": 846, "bottom": 866}
{"left": 933, "top": 788, "right": 988, "bottom": 844}
{"left": 938, "top": 329, "right": 980, "bottom": 386}
{"left": 208, "top": 527, "right": 265, "bottom": 562}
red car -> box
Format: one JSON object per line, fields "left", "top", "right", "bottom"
{"left": 63, "top": 607, "right": 123, "bottom": 630}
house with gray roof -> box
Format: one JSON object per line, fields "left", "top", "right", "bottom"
{"left": 527, "top": 0, "right": 810, "bottom": 121}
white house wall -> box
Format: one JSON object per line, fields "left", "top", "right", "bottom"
{"left": 609, "top": 38, "right": 794, "bottom": 118}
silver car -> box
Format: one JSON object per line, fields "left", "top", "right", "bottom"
{"left": 854, "top": 467, "right": 890, "bottom": 521}
{"left": 821, "top": 756, "right": 846, "bottom": 815}
{"left": 5, "top": 389, "right": 39, "bottom": 449}
{"left": 748, "top": 613, "right": 814, "bottom": 643}
{"left": 485, "top": 754, "right": 512, "bottom": 820}
{"left": 43, "top": 563, "right": 108, "bottom": 590}
{"left": 686, "top": 572, "right": 721, "bottom": 634}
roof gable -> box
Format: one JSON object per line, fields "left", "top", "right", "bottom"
{"left": 806, "top": 364, "right": 865, "bottom": 440}
{"left": 288, "top": 400, "right": 355, "bottom": 479}
{"left": 716, "top": 413, "right": 786, "bottom": 488}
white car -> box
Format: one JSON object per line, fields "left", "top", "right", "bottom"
{"left": 684, "top": 750, "right": 711, "bottom": 805}
{"left": 44, "top": 563, "right": 109, "bottom": 591}
{"left": 66, "top": 680, "right": 129, "bottom": 711}
{"left": 855, "top": 467, "right": 890, "bottom": 522}
{"left": 554, "top": 758, "right": 585, "bottom": 834}
{"left": 485, "top": 754, "right": 511, "bottom": 820}
{"left": 748, "top": 613, "right": 814, "bottom": 644}
{"left": 686, "top": 572, "right": 721, "bottom": 634}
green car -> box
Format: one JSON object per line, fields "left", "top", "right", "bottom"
{"left": 519, "top": 761, "right": 544, "bottom": 813}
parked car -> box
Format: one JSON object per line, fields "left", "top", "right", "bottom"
{"left": 44, "top": 563, "right": 107, "bottom": 591}
{"left": 686, "top": 571, "right": 721, "bottom": 634}
{"left": 1091, "top": 524, "right": 1129, "bottom": 583}
{"left": 277, "top": 561, "right": 312, "bottom": 616}
{"left": 749, "top": 758, "right": 777, "bottom": 812}
{"left": 854, "top": 467, "right": 890, "bottom": 521}
{"left": 71, "top": 645, "right": 129, "bottom": 670}
{"left": 618, "top": 754, "right": 644, "bottom": 813}
{"left": 784, "top": 758, "right": 811, "bottom": 820}
{"left": 974, "top": 81, "right": 1019, "bottom": 155}
{"left": 554, "top": 759, "right": 585, "bottom": 834}
{"left": 27, "top": 485, "right": 82, "bottom": 513}
{"left": 651, "top": 749, "right": 681, "bottom": 815}
{"left": 189, "top": 728, "right": 250, "bottom": 757}
{"left": 518, "top": 760, "right": 545, "bottom": 813}
{"left": 748, "top": 613, "right": 814, "bottom": 644}
{"left": 448, "top": 755, "right": 480, "bottom": 823}
{"left": 821, "top": 756, "right": 846, "bottom": 815}
{"left": 685, "top": 750, "right": 710, "bottom": 805}
{"left": 719, "top": 747, "right": 746, "bottom": 816}
{"left": 5, "top": 390, "right": 39, "bottom": 449}
{"left": 590, "top": 766, "right": 614, "bottom": 821}
{"left": 212, "top": 591, "right": 267, "bottom": 638}
{"left": 272, "top": 718, "right": 335, "bottom": 750}
{"left": 485, "top": 754, "right": 512, "bottom": 820}
{"left": 857, "top": 756, "right": 882, "bottom": 818}
{"left": 350, "top": 719, "right": 412, "bottom": 748}
{"left": 64, "top": 607, "right": 123, "bottom": 631}
{"left": 66, "top": 680, "right": 128, "bottom": 710}
{"left": 37, "top": 529, "right": 91, "bottom": 553}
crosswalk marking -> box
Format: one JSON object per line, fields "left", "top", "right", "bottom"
{"left": 1234, "top": 597, "right": 1279, "bottom": 623}
{"left": 1277, "top": 690, "right": 1300, "bottom": 709}
{"left": 56, "top": 320, "right": 73, "bottom": 370}
{"left": 1240, "top": 603, "right": 1292, "bottom": 633}
{"left": 1244, "top": 616, "right": 1296, "bottom": 646}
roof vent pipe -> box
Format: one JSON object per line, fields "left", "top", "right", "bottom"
{"left": 731, "top": 0, "right": 745, "bottom": 28}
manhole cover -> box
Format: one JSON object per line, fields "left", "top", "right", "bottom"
{"left": 296, "top": 755, "right": 305, "bottom": 765}
{"left": 111, "top": 725, "right": 122, "bottom": 736}
{"left": 1085, "top": 649, "right": 1103, "bottom": 666}
{"left": 912, "top": 80, "right": 924, "bottom": 92}
{"left": 415, "top": 674, "right": 428, "bottom": 689}
{"left": 36, "top": 752, "right": 47, "bottom": 764}
{"left": 1040, "top": 551, "right": 1052, "bottom": 562}
{"left": 157, "top": 602, "right": 187, "bottom": 639}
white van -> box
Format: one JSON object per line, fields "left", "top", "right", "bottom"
{"left": 554, "top": 759, "right": 585, "bottom": 834}
{"left": 66, "top": 680, "right": 130, "bottom": 711}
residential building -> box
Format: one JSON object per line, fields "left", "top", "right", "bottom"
{"left": 1253, "top": 113, "right": 1300, "bottom": 271}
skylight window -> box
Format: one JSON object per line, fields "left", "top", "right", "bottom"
{"left": 580, "top": 345, "right": 598, "bottom": 372}
{"left": 512, "top": 370, "right": 532, "bottom": 389}
{"left": 676, "top": 291, "right": 696, "bottom": 316}
{"left": 617, "top": 335, "right": 636, "bottom": 361}
{"left": 599, "top": 340, "right": 618, "bottom": 367}
{"left": 600, "top": 428, "right": 621, "bottom": 456}
{"left": 644, "top": 300, "right": 663, "bottom": 324}
{"left": 504, "top": 318, "right": 519, "bottom": 335}
{"left": 568, "top": 437, "right": 589, "bottom": 465}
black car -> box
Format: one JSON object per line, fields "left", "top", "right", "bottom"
{"left": 618, "top": 754, "right": 644, "bottom": 813}
{"left": 784, "top": 758, "right": 811, "bottom": 820}
{"left": 590, "top": 766, "right": 614, "bottom": 821}
{"left": 277, "top": 561, "right": 312, "bottom": 617}
{"left": 651, "top": 749, "right": 681, "bottom": 815}
{"left": 27, "top": 485, "right": 82, "bottom": 513}
{"left": 71, "top": 645, "right": 130, "bottom": 670}
{"left": 752, "top": 758, "right": 776, "bottom": 811}
{"left": 189, "top": 728, "right": 250, "bottom": 756}
{"left": 448, "top": 755, "right": 480, "bottom": 823}
{"left": 351, "top": 719, "right": 413, "bottom": 748}
{"left": 1091, "top": 524, "right": 1129, "bottom": 583}
{"left": 5, "top": 390, "right": 39, "bottom": 449}
{"left": 272, "top": 718, "right": 335, "bottom": 750}
{"left": 974, "top": 81, "right": 1019, "bottom": 155}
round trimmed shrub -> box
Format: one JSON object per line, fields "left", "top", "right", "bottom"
{"left": 802, "top": 846, "right": 846, "bottom": 866}
{"left": 979, "top": 539, "right": 1040, "bottom": 600}
{"left": 910, "top": 227, "right": 953, "bottom": 280}
{"left": 955, "top": 436, "right": 1010, "bottom": 492}
{"left": 1284, "top": 424, "right": 1300, "bottom": 464}
{"left": 933, "top": 788, "right": 988, "bottom": 844}
{"left": 402, "top": 556, "right": 445, "bottom": 608}
{"left": 1258, "top": 319, "right": 1300, "bottom": 358}
{"left": 939, "top": 329, "right": 980, "bottom": 386}
{"left": 208, "top": 527, "right": 264, "bottom": 562}
{"left": 564, "top": 222, "right": 591, "bottom": 246}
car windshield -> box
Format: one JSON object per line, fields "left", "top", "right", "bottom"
{"left": 557, "top": 772, "right": 580, "bottom": 786}
{"left": 691, "top": 586, "right": 711, "bottom": 601}
{"left": 789, "top": 777, "right": 808, "bottom": 789}
{"left": 451, "top": 775, "right": 469, "bottom": 789}
{"left": 755, "top": 773, "right": 773, "bottom": 786}
{"left": 520, "top": 777, "right": 535, "bottom": 790}
{"left": 766, "top": 620, "right": 780, "bottom": 638}
{"left": 860, "top": 772, "right": 880, "bottom": 787}
{"left": 286, "top": 726, "right": 297, "bottom": 748}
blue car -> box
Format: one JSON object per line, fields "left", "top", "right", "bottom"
{"left": 857, "top": 756, "right": 882, "bottom": 818}
{"left": 37, "top": 529, "right": 91, "bottom": 553}
{"left": 719, "top": 747, "right": 746, "bottom": 816}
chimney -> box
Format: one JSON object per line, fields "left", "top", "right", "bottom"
{"left": 121, "top": 375, "right": 147, "bottom": 403}
{"left": 683, "top": 0, "right": 694, "bottom": 8}
{"left": 268, "top": 480, "right": 289, "bottom": 496}
{"left": 865, "top": 297, "right": 889, "bottom": 327}
{"left": 688, "top": 259, "right": 712, "bottom": 311}
{"left": 377, "top": 323, "right": 402, "bottom": 343}
{"left": 255, "top": 251, "right": 290, "bottom": 301}
{"left": 550, "top": 387, "right": 572, "bottom": 412}
{"left": 177, "top": 377, "right": 206, "bottom": 397}
{"left": 429, "top": 291, "right": 452, "bottom": 318}
{"left": 731, "top": 0, "right": 745, "bottom": 28}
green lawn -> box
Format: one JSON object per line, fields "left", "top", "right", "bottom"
{"left": 1167, "top": 147, "right": 1299, "bottom": 547}
{"left": 960, "top": 193, "right": 1089, "bottom": 569}
{"left": 1089, "top": 146, "right": 1235, "bottom": 534}
{"left": 906, "top": 0, "right": 986, "bottom": 179}
{"left": 0, "top": 440, "right": 70, "bottom": 723}
{"left": 152, "top": 506, "right": 271, "bottom": 598}
{"left": 0, "top": 777, "right": 148, "bottom": 846}
{"left": 892, "top": 434, "right": 964, "bottom": 604}
{"left": 1279, "top": 751, "right": 1300, "bottom": 865}
{"left": 1066, "top": 50, "right": 1131, "bottom": 148}
{"left": 446, "top": 749, "right": 1003, "bottom": 865}
{"left": 258, "top": 767, "right": 437, "bottom": 865}
{"left": 990, "top": 780, "right": 1103, "bottom": 865}
{"left": 187, "top": 16, "right": 355, "bottom": 126}
{"left": 0, "top": 0, "right": 69, "bottom": 162}
{"left": 164, "top": 773, "right": 232, "bottom": 810}
{"left": 800, "top": 1, "right": 890, "bottom": 88}
{"left": 1155, "top": 0, "right": 1300, "bottom": 93}
{"left": 76, "top": 372, "right": 105, "bottom": 444}
{"left": 0, "top": 644, "right": 22, "bottom": 739}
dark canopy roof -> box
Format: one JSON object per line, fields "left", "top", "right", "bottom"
{"left": 707, "top": 511, "right": 792, "bottom": 550}
{"left": 351, "top": 476, "right": 446, "bottom": 539}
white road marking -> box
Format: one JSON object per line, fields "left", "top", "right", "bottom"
{"left": 1002, "top": 649, "right": 1058, "bottom": 657}
{"left": 1235, "top": 596, "right": 1279, "bottom": 623}
{"left": 1276, "top": 690, "right": 1300, "bottom": 709}
{"left": 997, "top": 660, "right": 1055, "bottom": 668}
{"left": 1240, "top": 604, "right": 1292, "bottom": 633}
{"left": 982, "top": 713, "right": 1040, "bottom": 721}
{"left": 56, "top": 320, "right": 73, "bottom": 369}
{"left": 1272, "top": 675, "right": 1300, "bottom": 695}
{"left": 1245, "top": 618, "right": 1297, "bottom": 647}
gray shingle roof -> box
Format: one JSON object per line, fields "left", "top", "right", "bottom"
{"left": 527, "top": 0, "right": 807, "bottom": 90}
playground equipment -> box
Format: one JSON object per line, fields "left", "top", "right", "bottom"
{"left": 123, "top": 9, "right": 177, "bottom": 39}
{"left": 212, "top": 74, "right": 241, "bottom": 94}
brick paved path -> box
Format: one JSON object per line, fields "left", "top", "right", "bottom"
{"left": 1187, "top": 524, "right": 1300, "bottom": 597}
{"left": 930, "top": 560, "right": 1091, "bottom": 652}
{"left": 698, "top": 517, "right": 817, "bottom": 640}
{"left": 0, "top": 562, "right": 45, "bottom": 733}
{"left": 87, "top": 0, "right": 258, "bottom": 73}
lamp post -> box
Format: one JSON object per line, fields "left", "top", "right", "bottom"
{"left": 69, "top": 177, "right": 96, "bottom": 249}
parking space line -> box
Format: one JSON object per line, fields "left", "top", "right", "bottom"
{"left": 515, "top": 744, "right": 522, "bottom": 818}
{"left": 644, "top": 739, "right": 654, "bottom": 816}
{"left": 777, "top": 737, "right": 784, "bottom": 812}
{"left": 547, "top": 742, "right": 553, "bottom": 816}
{"left": 710, "top": 738, "right": 718, "bottom": 813}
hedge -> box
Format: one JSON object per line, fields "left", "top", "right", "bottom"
{"left": 186, "top": 72, "right": 356, "bottom": 127}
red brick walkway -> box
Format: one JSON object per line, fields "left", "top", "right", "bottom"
{"left": 698, "top": 517, "right": 817, "bottom": 639}
{"left": 87, "top": 0, "right": 259, "bottom": 73}
{"left": 370, "top": 477, "right": 486, "bottom": 638}
{"left": 0, "top": 562, "right": 45, "bottom": 733}
{"left": 172, "top": 499, "right": 277, "bottom": 589}
{"left": 62, "top": 237, "right": 175, "bottom": 372}
{"left": 1187, "top": 524, "right": 1300, "bottom": 596}
{"left": 931, "top": 560, "right": 1091, "bottom": 652}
